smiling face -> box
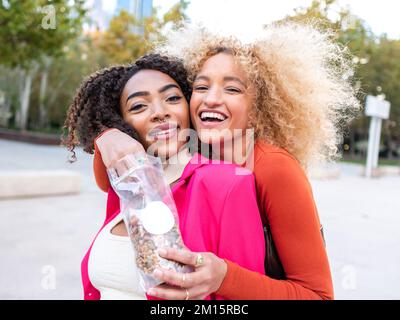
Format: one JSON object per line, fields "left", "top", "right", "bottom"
{"left": 190, "top": 52, "right": 255, "bottom": 145}
{"left": 120, "top": 69, "right": 190, "bottom": 159}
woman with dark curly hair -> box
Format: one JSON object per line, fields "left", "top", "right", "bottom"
{"left": 64, "top": 53, "right": 265, "bottom": 300}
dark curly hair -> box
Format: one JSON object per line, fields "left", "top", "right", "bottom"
{"left": 62, "top": 53, "right": 192, "bottom": 162}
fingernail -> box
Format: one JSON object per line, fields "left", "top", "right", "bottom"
{"left": 158, "top": 248, "right": 167, "bottom": 256}
{"left": 153, "top": 269, "right": 163, "bottom": 278}
{"left": 147, "top": 288, "right": 156, "bottom": 295}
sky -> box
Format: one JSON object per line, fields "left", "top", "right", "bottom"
{"left": 153, "top": 0, "right": 400, "bottom": 41}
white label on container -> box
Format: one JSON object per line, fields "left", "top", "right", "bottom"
{"left": 140, "top": 201, "right": 175, "bottom": 235}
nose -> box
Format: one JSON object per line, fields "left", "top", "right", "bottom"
{"left": 150, "top": 99, "right": 170, "bottom": 122}
{"left": 203, "top": 86, "right": 223, "bottom": 108}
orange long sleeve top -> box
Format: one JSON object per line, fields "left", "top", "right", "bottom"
{"left": 92, "top": 140, "right": 334, "bottom": 300}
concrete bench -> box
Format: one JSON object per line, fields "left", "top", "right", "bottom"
{"left": 379, "top": 165, "right": 400, "bottom": 177}
{"left": 0, "top": 170, "right": 81, "bottom": 199}
{"left": 361, "top": 165, "right": 400, "bottom": 178}
{"left": 308, "top": 164, "right": 341, "bottom": 180}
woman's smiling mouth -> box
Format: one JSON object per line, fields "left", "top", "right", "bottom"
{"left": 198, "top": 110, "right": 228, "bottom": 128}
{"left": 148, "top": 123, "right": 179, "bottom": 141}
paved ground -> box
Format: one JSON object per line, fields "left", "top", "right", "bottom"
{"left": 0, "top": 139, "right": 399, "bottom": 300}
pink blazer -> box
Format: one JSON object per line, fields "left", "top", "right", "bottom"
{"left": 81, "top": 153, "right": 265, "bottom": 300}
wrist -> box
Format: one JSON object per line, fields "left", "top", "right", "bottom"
{"left": 95, "top": 127, "right": 119, "bottom": 143}
{"left": 94, "top": 128, "right": 118, "bottom": 155}
{"left": 214, "top": 257, "right": 228, "bottom": 293}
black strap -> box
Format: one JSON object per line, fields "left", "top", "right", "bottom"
{"left": 263, "top": 220, "right": 326, "bottom": 280}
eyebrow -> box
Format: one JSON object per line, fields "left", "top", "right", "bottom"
{"left": 194, "top": 75, "right": 209, "bottom": 82}
{"left": 159, "top": 83, "right": 180, "bottom": 93}
{"left": 224, "top": 76, "right": 246, "bottom": 87}
{"left": 194, "top": 75, "right": 246, "bottom": 87}
{"left": 126, "top": 84, "right": 180, "bottom": 103}
{"left": 126, "top": 91, "right": 149, "bottom": 102}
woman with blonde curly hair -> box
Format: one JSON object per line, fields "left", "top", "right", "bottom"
{"left": 92, "top": 22, "right": 360, "bottom": 300}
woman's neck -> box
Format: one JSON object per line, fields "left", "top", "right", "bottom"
{"left": 162, "top": 147, "right": 192, "bottom": 185}
{"left": 211, "top": 132, "right": 255, "bottom": 166}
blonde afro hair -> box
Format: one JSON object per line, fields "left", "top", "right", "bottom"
{"left": 156, "top": 22, "right": 361, "bottom": 168}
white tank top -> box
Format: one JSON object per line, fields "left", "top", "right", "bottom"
{"left": 88, "top": 212, "right": 146, "bottom": 300}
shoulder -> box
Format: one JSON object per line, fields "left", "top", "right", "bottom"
{"left": 252, "top": 142, "right": 317, "bottom": 223}
{"left": 193, "top": 161, "right": 255, "bottom": 194}
{"left": 253, "top": 141, "right": 309, "bottom": 186}
{"left": 255, "top": 140, "right": 299, "bottom": 166}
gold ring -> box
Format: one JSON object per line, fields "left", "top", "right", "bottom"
{"left": 195, "top": 253, "right": 204, "bottom": 267}
{"left": 185, "top": 289, "right": 189, "bottom": 300}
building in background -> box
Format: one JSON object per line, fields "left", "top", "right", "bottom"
{"left": 133, "top": 0, "right": 153, "bottom": 34}
{"left": 134, "top": 0, "right": 153, "bottom": 21}
{"left": 115, "top": 0, "right": 135, "bottom": 15}
{"left": 90, "top": 0, "right": 109, "bottom": 31}
{"left": 88, "top": 0, "right": 153, "bottom": 31}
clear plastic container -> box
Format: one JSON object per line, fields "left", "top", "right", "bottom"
{"left": 107, "top": 154, "right": 193, "bottom": 291}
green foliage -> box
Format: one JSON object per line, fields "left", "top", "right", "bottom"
{"left": 163, "top": 0, "right": 190, "bottom": 25}
{"left": 97, "top": 10, "right": 144, "bottom": 64}
{"left": 281, "top": 0, "right": 400, "bottom": 153}
{"left": 0, "top": 0, "right": 86, "bottom": 69}
{"left": 97, "top": 1, "right": 190, "bottom": 65}
{"left": 5, "top": 0, "right": 397, "bottom": 154}
{"left": 0, "top": 0, "right": 189, "bottom": 131}
{"left": 29, "top": 37, "right": 101, "bottom": 129}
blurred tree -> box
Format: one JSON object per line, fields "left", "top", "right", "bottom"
{"left": 0, "top": 0, "right": 86, "bottom": 130}
{"left": 162, "top": 0, "right": 190, "bottom": 27}
{"left": 283, "top": 0, "right": 341, "bottom": 29}
{"left": 367, "top": 37, "right": 400, "bottom": 157}
{"left": 280, "top": 0, "right": 400, "bottom": 159}
{"left": 27, "top": 1, "right": 190, "bottom": 132}
{"left": 97, "top": 10, "right": 143, "bottom": 64}
{"left": 29, "top": 37, "right": 99, "bottom": 133}
{"left": 97, "top": 0, "right": 190, "bottom": 65}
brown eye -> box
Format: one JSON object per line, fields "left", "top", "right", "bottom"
{"left": 129, "top": 103, "right": 146, "bottom": 112}
{"left": 166, "top": 95, "right": 182, "bottom": 103}
{"left": 194, "top": 85, "right": 208, "bottom": 92}
{"left": 226, "top": 87, "right": 241, "bottom": 93}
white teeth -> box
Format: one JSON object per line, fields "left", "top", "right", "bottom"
{"left": 152, "top": 127, "right": 177, "bottom": 137}
{"left": 200, "top": 112, "right": 227, "bottom": 121}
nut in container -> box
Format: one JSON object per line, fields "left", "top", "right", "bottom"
{"left": 107, "top": 154, "right": 193, "bottom": 291}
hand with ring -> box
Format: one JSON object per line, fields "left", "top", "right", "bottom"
{"left": 146, "top": 248, "right": 227, "bottom": 300}
{"left": 195, "top": 253, "right": 204, "bottom": 268}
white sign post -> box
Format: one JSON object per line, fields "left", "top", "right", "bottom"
{"left": 365, "top": 95, "right": 391, "bottom": 178}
